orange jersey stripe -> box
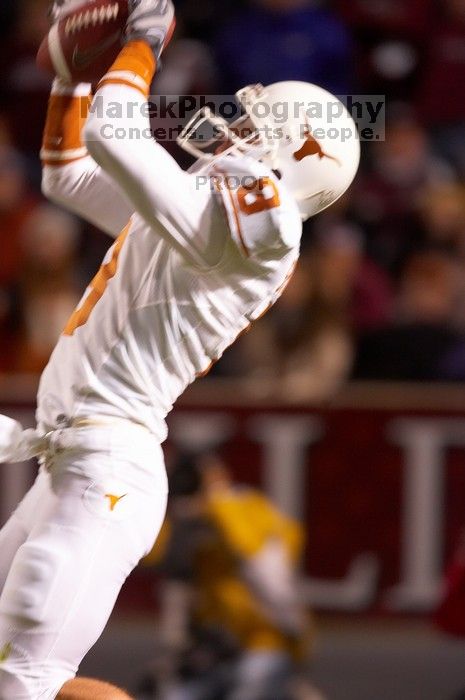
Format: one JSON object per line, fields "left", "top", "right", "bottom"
{"left": 226, "top": 185, "right": 249, "bottom": 257}
{"left": 102, "top": 39, "right": 156, "bottom": 88}
{"left": 41, "top": 94, "right": 91, "bottom": 165}
{"left": 214, "top": 174, "right": 250, "bottom": 258}
{"left": 63, "top": 221, "right": 131, "bottom": 336}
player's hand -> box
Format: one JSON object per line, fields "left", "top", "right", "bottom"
{"left": 125, "top": 0, "right": 176, "bottom": 60}
{"left": 0, "top": 416, "right": 45, "bottom": 464}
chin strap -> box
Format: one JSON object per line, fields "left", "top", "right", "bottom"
{"left": 0, "top": 416, "right": 48, "bottom": 464}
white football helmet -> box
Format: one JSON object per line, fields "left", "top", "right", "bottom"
{"left": 178, "top": 81, "right": 361, "bottom": 221}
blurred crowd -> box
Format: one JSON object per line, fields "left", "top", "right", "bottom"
{"left": 1, "top": 0, "right": 465, "bottom": 397}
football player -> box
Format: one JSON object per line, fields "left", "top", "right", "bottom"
{"left": 0, "top": 0, "right": 360, "bottom": 697}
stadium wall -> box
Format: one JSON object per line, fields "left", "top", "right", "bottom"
{"left": 1, "top": 376, "right": 465, "bottom": 614}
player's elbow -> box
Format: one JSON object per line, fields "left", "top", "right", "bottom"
{"left": 84, "top": 108, "right": 115, "bottom": 159}
{"left": 84, "top": 116, "right": 128, "bottom": 178}
{"left": 41, "top": 167, "right": 62, "bottom": 204}
{"left": 41, "top": 166, "right": 80, "bottom": 211}
{"left": 41, "top": 168, "right": 52, "bottom": 200}
{"left": 84, "top": 117, "right": 102, "bottom": 155}
{"left": 84, "top": 117, "right": 112, "bottom": 168}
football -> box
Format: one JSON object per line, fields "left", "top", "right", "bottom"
{"left": 37, "top": 0, "right": 129, "bottom": 84}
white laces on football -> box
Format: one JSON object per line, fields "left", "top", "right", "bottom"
{"left": 48, "top": 0, "right": 91, "bottom": 24}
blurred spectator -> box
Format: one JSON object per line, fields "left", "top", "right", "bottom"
{"left": 7, "top": 204, "right": 81, "bottom": 373}
{"left": 0, "top": 0, "right": 465, "bottom": 387}
{"left": 337, "top": 0, "right": 434, "bottom": 97}
{"left": 217, "top": 220, "right": 392, "bottom": 401}
{"left": 141, "top": 452, "right": 321, "bottom": 700}
{"left": 415, "top": 183, "right": 465, "bottom": 256}
{"left": 214, "top": 0, "right": 354, "bottom": 95}
{"left": 352, "top": 111, "right": 455, "bottom": 271}
{"left": 418, "top": 0, "right": 465, "bottom": 176}
{"left": 0, "top": 0, "right": 52, "bottom": 161}
{"left": 216, "top": 248, "right": 353, "bottom": 403}
{"left": 312, "top": 213, "right": 393, "bottom": 332}
{"left": 353, "top": 250, "right": 465, "bottom": 380}
{"left": 396, "top": 251, "right": 461, "bottom": 326}
{"left": 0, "top": 145, "right": 39, "bottom": 287}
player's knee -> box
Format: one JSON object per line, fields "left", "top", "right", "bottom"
{"left": 0, "top": 541, "right": 62, "bottom": 625}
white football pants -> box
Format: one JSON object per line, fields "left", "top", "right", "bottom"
{"left": 0, "top": 421, "right": 168, "bottom": 699}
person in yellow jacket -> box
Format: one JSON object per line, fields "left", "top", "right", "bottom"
{"left": 142, "top": 451, "right": 322, "bottom": 700}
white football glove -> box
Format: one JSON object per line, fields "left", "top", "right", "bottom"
{"left": 126, "top": 0, "right": 175, "bottom": 60}
{"left": 0, "top": 415, "right": 46, "bottom": 464}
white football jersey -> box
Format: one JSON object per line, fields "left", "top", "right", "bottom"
{"left": 37, "top": 154, "right": 302, "bottom": 440}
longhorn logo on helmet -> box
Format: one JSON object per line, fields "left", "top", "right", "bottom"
{"left": 293, "top": 115, "right": 342, "bottom": 166}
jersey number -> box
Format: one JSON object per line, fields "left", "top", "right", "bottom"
{"left": 63, "top": 224, "right": 130, "bottom": 336}
{"left": 236, "top": 177, "right": 281, "bottom": 216}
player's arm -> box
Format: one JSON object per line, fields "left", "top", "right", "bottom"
{"left": 41, "top": 79, "right": 134, "bottom": 238}
{"left": 84, "top": 16, "right": 221, "bottom": 268}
